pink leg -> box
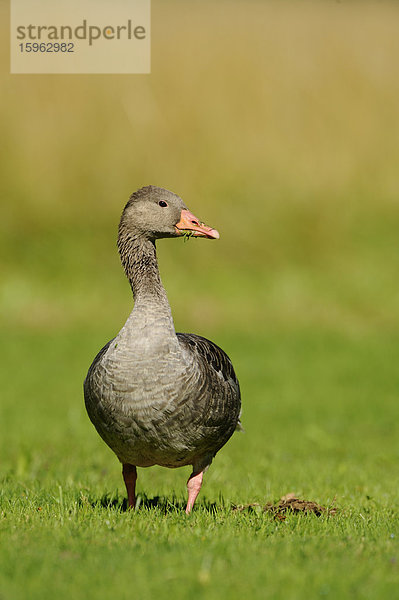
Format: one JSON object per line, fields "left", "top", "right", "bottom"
{"left": 122, "top": 463, "right": 137, "bottom": 508}
{"left": 185, "top": 470, "right": 204, "bottom": 514}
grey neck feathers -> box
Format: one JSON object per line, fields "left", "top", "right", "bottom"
{"left": 117, "top": 228, "right": 176, "bottom": 340}
{"left": 118, "top": 231, "right": 165, "bottom": 302}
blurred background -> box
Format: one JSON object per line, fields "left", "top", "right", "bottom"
{"left": 1, "top": 0, "right": 399, "bottom": 501}
{"left": 2, "top": 0, "right": 399, "bottom": 335}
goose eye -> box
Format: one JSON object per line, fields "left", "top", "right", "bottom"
{"left": 159, "top": 200, "right": 168, "bottom": 207}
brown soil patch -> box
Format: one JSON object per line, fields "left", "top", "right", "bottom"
{"left": 232, "top": 492, "right": 337, "bottom": 520}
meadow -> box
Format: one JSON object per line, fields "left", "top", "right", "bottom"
{"left": 1, "top": 1, "right": 399, "bottom": 598}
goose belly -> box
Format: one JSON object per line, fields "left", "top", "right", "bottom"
{"left": 84, "top": 356, "right": 226, "bottom": 468}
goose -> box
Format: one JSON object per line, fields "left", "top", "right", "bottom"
{"left": 84, "top": 186, "right": 241, "bottom": 513}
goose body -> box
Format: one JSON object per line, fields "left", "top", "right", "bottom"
{"left": 84, "top": 186, "right": 241, "bottom": 512}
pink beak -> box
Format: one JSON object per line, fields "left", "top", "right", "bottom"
{"left": 175, "top": 210, "right": 220, "bottom": 240}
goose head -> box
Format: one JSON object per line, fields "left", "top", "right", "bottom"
{"left": 119, "top": 186, "right": 220, "bottom": 241}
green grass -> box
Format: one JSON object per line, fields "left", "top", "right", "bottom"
{"left": 1, "top": 330, "right": 399, "bottom": 599}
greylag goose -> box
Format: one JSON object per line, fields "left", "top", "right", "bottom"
{"left": 84, "top": 186, "right": 241, "bottom": 513}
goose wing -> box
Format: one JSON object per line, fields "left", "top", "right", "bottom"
{"left": 177, "top": 332, "right": 242, "bottom": 431}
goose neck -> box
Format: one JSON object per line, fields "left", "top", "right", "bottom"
{"left": 118, "top": 233, "right": 171, "bottom": 316}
